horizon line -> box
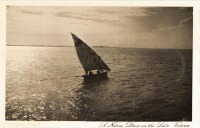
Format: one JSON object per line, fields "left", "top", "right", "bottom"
{"left": 6, "top": 44, "right": 192, "bottom": 50}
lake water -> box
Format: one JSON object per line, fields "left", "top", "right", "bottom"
{"left": 6, "top": 46, "right": 192, "bottom": 121}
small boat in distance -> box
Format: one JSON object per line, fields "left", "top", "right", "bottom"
{"left": 71, "top": 33, "right": 110, "bottom": 80}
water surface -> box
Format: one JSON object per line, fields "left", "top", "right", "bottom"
{"left": 6, "top": 46, "right": 192, "bottom": 121}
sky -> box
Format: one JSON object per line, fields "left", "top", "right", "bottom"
{"left": 6, "top": 6, "right": 193, "bottom": 49}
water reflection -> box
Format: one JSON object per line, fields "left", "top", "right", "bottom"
{"left": 72, "top": 78, "right": 109, "bottom": 120}
{"left": 81, "top": 78, "right": 109, "bottom": 88}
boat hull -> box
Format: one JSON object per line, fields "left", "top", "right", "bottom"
{"left": 82, "top": 72, "right": 108, "bottom": 81}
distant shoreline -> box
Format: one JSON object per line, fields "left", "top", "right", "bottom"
{"left": 6, "top": 45, "right": 73, "bottom": 47}
{"left": 6, "top": 45, "right": 192, "bottom": 50}
{"left": 6, "top": 45, "right": 111, "bottom": 48}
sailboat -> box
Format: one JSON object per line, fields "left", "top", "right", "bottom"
{"left": 71, "top": 33, "right": 110, "bottom": 80}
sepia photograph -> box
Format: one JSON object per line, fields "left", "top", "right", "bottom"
{"left": 6, "top": 6, "right": 192, "bottom": 121}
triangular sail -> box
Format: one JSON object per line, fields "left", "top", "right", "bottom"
{"left": 71, "top": 33, "right": 110, "bottom": 73}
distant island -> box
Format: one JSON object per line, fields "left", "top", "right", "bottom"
{"left": 6, "top": 44, "right": 111, "bottom": 48}
{"left": 92, "top": 46, "right": 110, "bottom": 48}
{"left": 6, "top": 44, "right": 74, "bottom": 47}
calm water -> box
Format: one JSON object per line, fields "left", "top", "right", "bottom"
{"left": 6, "top": 46, "right": 192, "bottom": 121}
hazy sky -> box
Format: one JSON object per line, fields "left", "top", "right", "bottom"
{"left": 7, "top": 6, "right": 192, "bottom": 49}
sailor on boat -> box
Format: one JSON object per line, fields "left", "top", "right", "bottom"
{"left": 89, "top": 71, "right": 93, "bottom": 76}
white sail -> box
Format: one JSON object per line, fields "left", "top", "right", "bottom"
{"left": 71, "top": 33, "right": 110, "bottom": 73}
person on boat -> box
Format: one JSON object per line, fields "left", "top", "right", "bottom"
{"left": 100, "top": 67, "right": 104, "bottom": 72}
{"left": 89, "top": 71, "right": 93, "bottom": 76}
{"left": 98, "top": 60, "right": 103, "bottom": 73}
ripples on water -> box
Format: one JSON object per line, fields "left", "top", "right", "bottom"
{"left": 6, "top": 46, "right": 192, "bottom": 121}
